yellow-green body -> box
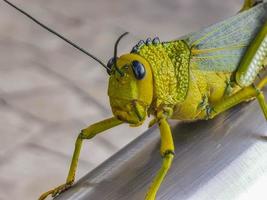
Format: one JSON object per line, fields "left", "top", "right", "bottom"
{"left": 108, "top": 40, "right": 244, "bottom": 124}
{"left": 172, "top": 69, "right": 236, "bottom": 120}
{"left": 136, "top": 40, "right": 242, "bottom": 121}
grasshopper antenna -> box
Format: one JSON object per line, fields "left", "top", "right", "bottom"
{"left": 2, "top": 0, "right": 111, "bottom": 73}
{"left": 113, "top": 32, "right": 129, "bottom": 76}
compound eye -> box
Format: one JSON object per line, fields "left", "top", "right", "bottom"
{"left": 132, "top": 60, "right": 146, "bottom": 80}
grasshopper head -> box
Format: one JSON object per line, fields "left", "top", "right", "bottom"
{"left": 108, "top": 53, "right": 153, "bottom": 126}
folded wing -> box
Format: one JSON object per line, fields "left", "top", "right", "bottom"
{"left": 183, "top": 2, "right": 267, "bottom": 72}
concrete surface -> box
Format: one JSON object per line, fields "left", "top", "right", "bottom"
{"left": 0, "top": 0, "right": 241, "bottom": 199}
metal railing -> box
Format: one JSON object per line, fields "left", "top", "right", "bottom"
{"left": 55, "top": 96, "right": 267, "bottom": 200}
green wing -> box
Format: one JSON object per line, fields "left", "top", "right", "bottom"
{"left": 183, "top": 2, "right": 267, "bottom": 72}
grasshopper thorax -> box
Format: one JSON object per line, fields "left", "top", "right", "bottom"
{"left": 108, "top": 54, "right": 153, "bottom": 126}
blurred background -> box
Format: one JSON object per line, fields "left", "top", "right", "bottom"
{"left": 0, "top": 0, "right": 244, "bottom": 199}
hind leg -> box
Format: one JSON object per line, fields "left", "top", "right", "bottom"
{"left": 256, "top": 90, "right": 267, "bottom": 119}
{"left": 255, "top": 77, "right": 267, "bottom": 118}
{"left": 236, "top": 20, "right": 267, "bottom": 87}
{"left": 239, "top": 0, "right": 260, "bottom": 12}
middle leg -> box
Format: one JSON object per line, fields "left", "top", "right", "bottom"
{"left": 206, "top": 77, "right": 267, "bottom": 119}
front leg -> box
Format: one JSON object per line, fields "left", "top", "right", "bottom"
{"left": 145, "top": 118, "right": 175, "bottom": 200}
{"left": 39, "top": 117, "right": 122, "bottom": 200}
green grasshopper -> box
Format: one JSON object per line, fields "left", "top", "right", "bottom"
{"left": 3, "top": 0, "right": 267, "bottom": 199}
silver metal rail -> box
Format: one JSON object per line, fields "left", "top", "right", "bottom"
{"left": 55, "top": 98, "right": 267, "bottom": 200}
